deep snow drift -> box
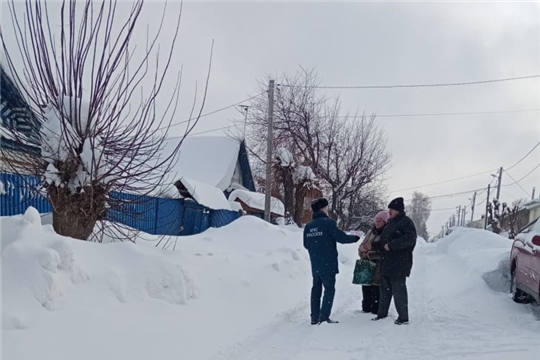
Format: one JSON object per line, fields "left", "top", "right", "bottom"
{"left": 2, "top": 210, "right": 539, "bottom": 360}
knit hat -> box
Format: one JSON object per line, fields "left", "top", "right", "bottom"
{"left": 388, "top": 197, "right": 405, "bottom": 212}
{"left": 311, "top": 197, "right": 329, "bottom": 212}
{"left": 374, "top": 211, "right": 389, "bottom": 224}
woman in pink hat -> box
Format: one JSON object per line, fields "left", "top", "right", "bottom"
{"left": 358, "top": 210, "right": 389, "bottom": 314}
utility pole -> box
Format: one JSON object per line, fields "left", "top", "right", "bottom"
{"left": 462, "top": 206, "right": 466, "bottom": 226}
{"left": 532, "top": 187, "right": 536, "bottom": 200}
{"left": 470, "top": 191, "right": 476, "bottom": 223}
{"left": 264, "top": 80, "right": 275, "bottom": 222}
{"left": 484, "top": 184, "right": 491, "bottom": 230}
{"left": 457, "top": 205, "right": 462, "bottom": 227}
{"left": 496, "top": 167, "right": 503, "bottom": 201}
{"left": 240, "top": 105, "right": 249, "bottom": 139}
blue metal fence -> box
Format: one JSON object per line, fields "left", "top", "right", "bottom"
{"left": 0, "top": 172, "right": 51, "bottom": 214}
{"left": 0, "top": 172, "right": 239, "bottom": 236}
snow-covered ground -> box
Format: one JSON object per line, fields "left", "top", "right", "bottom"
{"left": 2, "top": 209, "right": 539, "bottom": 360}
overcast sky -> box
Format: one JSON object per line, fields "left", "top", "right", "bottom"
{"left": 3, "top": 1, "right": 539, "bottom": 236}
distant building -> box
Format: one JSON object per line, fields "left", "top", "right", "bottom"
{"left": 164, "top": 135, "right": 256, "bottom": 196}
{"left": 228, "top": 188, "right": 285, "bottom": 221}
{"left": 518, "top": 198, "right": 540, "bottom": 226}
{"left": 161, "top": 135, "right": 264, "bottom": 215}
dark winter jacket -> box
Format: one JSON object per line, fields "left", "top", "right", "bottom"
{"left": 303, "top": 211, "right": 360, "bottom": 277}
{"left": 372, "top": 212, "right": 417, "bottom": 278}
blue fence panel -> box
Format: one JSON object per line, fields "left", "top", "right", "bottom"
{"left": 210, "top": 209, "right": 240, "bottom": 228}
{"left": 180, "top": 199, "right": 210, "bottom": 236}
{"left": 0, "top": 172, "right": 240, "bottom": 236}
{"left": 106, "top": 191, "right": 157, "bottom": 235}
{"left": 0, "top": 172, "right": 50, "bottom": 216}
{"left": 154, "top": 197, "right": 183, "bottom": 236}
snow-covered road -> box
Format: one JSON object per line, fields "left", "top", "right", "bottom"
{"left": 3, "top": 213, "right": 539, "bottom": 360}
{"left": 209, "top": 238, "right": 540, "bottom": 360}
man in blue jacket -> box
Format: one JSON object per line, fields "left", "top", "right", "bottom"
{"left": 303, "top": 198, "right": 360, "bottom": 325}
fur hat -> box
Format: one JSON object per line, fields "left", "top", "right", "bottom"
{"left": 311, "top": 198, "right": 329, "bottom": 212}
{"left": 388, "top": 197, "right": 405, "bottom": 212}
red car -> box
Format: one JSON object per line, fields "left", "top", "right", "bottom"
{"left": 510, "top": 217, "right": 540, "bottom": 304}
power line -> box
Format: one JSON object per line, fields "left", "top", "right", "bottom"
{"left": 476, "top": 198, "right": 486, "bottom": 207}
{"left": 390, "top": 169, "right": 495, "bottom": 193}
{"left": 337, "top": 109, "right": 539, "bottom": 119}
{"left": 158, "top": 93, "right": 264, "bottom": 131}
{"left": 503, "top": 170, "right": 531, "bottom": 197}
{"left": 166, "top": 125, "right": 232, "bottom": 140}
{"left": 395, "top": 141, "right": 538, "bottom": 196}
{"left": 278, "top": 74, "right": 540, "bottom": 90}
{"left": 506, "top": 163, "right": 540, "bottom": 185}
{"left": 431, "top": 207, "right": 462, "bottom": 212}
{"left": 190, "top": 126, "right": 233, "bottom": 136}
{"left": 505, "top": 141, "right": 540, "bottom": 171}
{"left": 405, "top": 187, "right": 485, "bottom": 202}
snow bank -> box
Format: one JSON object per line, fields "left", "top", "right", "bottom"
{"left": 428, "top": 227, "right": 512, "bottom": 295}
{"left": 1, "top": 210, "right": 319, "bottom": 360}
{"left": 2, "top": 208, "right": 196, "bottom": 331}
{"left": 5, "top": 210, "right": 531, "bottom": 360}
{"left": 228, "top": 189, "right": 285, "bottom": 216}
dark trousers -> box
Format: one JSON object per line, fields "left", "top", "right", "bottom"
{"left": 310, "top": 274, "right": 336, "bottom": 321}
{"left": 361, "top": 285, "right": 380, "bottom": 313}
{"left": 378, "top": 276, "right": 409, "bottom": 321}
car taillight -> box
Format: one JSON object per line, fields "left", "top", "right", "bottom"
{"left": 532, "top": 235, "right": 540, "bottom": 247}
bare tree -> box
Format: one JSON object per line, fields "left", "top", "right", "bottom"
{"left": 273, "top": 148, "right": 295, "bottom": 217}
{"left": 487, "top": 199, "right": 506, "bottom": 234}
{"left": 243, "top": 67, "right": 390, "bottom": 227}
{"left": 346, "top": 184, "right": 388, "bottom": 232}
{"left": 316, "top": 102, "right": 390, "bottom": 227}
{"left": 406, "top": 191, "right": 431, "bottom": 240}
{"left": 0, "top": 0, "right": 209, "bottom": 240}
{"left": 487, "top": 198, "right": 528, "bottom": 237}
{"left": 505, "top": 199, "right": 527, "bottom": 239}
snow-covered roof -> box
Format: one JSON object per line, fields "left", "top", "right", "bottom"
{"left": 179, "top": 176, "right": 232, "bottom": 211}
{"left": 522, "top": 198, "right": 540, "bottom": 210}
{"left": 229, "top": 201, "right": 244, "bottom": 212}
{"left": 228, "top": 189, "right": 285, "bottom": 216}
{"left": 164, "top": 136, "right": 241, "bottom": 191}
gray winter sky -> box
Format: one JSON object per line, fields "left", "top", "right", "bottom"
{"left": 2, "top": 1, "right": 539, "bottom": 236}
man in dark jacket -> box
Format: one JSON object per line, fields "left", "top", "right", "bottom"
{"left": 303, "top": 198, "right": 360, "bottom": 325}
{"left": 364, "top": 197, "right": 416, "bottom": 325}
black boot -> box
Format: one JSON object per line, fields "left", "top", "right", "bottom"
{"left": 361, "top": 286, "right": 372, "bottom": 312}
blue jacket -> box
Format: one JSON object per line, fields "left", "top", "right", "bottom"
{"left": 303, "top": 212, "right": 359, "bottom": 277}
